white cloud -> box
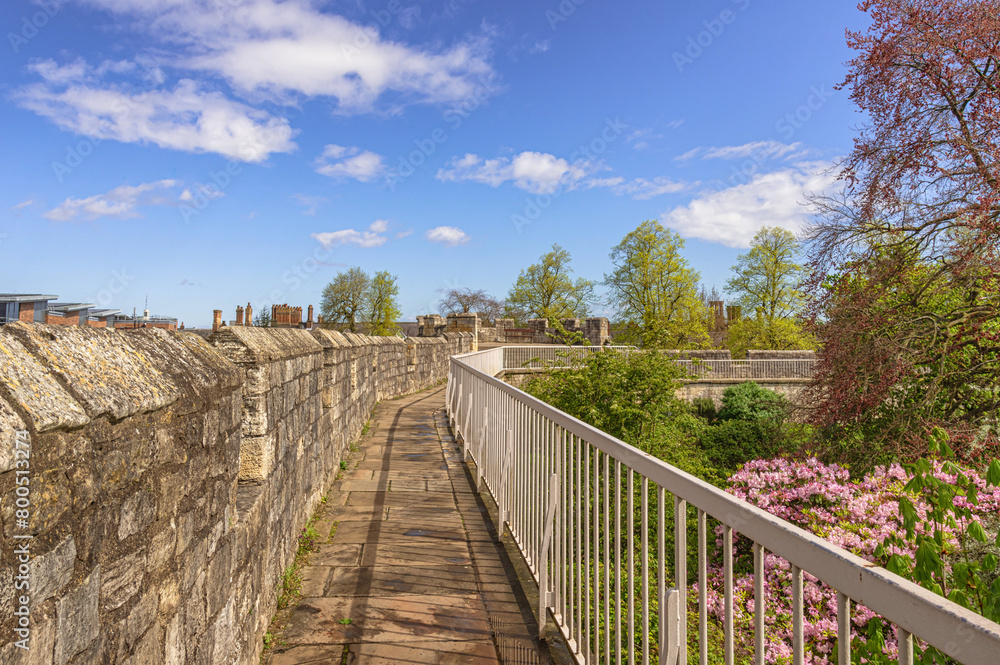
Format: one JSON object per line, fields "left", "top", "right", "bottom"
{"left": 610, "top": 177, "right": 687, "bottom": 200}
{"left": 437, "top": 151, "right": 590, "bottom": 194}
{"left": 425, "top": 226, "right": 470, "bottom": 246}
{"left": 661, "top": 162, "right": 839, "bottom": 248}
{"left": 77, "top": 0, "right": 496, "bottom": 113}
{"left": 311, "top": 219, "right": 390, "bottom": 249}
{"left": 677, "top": 141, "right": 807, "bottom": 162}
{"left": 15, "top": 76, "right": 296, "bottom": 162}
{"left": 394, "top": 229, "right": 413, "bottom": 239}
{"left": 438, "top": 150, "right": 686, "bottom": 199}
{"left": 45, "top": 179, "right": 188, "bottom": 221}
{"left": 314, "top": 145, "right": 385, "bottom": 182}
{"left": 10, "top": 199, "right": 36, "bottom": 211}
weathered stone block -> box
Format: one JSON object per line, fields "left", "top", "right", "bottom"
{"left": 55, "top": 568, "right": 100, "bottom": 665}
{"left": 118, "top": 490, "right": 156, "bottom": 541}
{"left": 29, "top": 535, "right": 76, "bottom": 606}
{"left": 100, "top": 550, "right": 145, "bottom": 611}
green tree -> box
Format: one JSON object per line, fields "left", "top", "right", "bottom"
{"left": 725, "top": 226, "right": 805, "bottom": 320}
{"left": 252, "top": 308, "right": 272, "bottom": 327}
{"left": 724, "top": 317, "right": 818, "bottom": 358}
{"left": 321, "top": 267, "right": 370, "bottom": 332}
{"left": 366, "top": 270, "right": 401, "bottom": 336}
{"left": 604, "top": 220, "right": 708, "bottom": 348}
{"left": 506, "top": 244, "right": 595, "bottom": 322}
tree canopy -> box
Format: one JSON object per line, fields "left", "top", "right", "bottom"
{"left": 321, "top": 267, "right": 401, "bottom": 334}
{"left": 804, "top": 0, "right": 1000, "bottom": 460}
{"left": 366, "top": 270, "right": 401, "bottom": 336}
{"left": 506, "top": 244, "right": 595, "bottom": 322}
{"left": 725, "top": 226, "right": 804, "bottom": 321}
{"left": 604, "top": 220, "right": 708, "bottom": 348}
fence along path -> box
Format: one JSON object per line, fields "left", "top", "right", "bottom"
{"left": 447, "top": 346, "right": 1000, "bottom": 665}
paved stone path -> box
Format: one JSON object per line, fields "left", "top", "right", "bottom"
{"left": 267, "top": 386, "right": 539, "bottom": 664}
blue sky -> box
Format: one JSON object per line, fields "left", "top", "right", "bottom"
{"left": 1, "top": 0, "right": 868, "bottom": 327}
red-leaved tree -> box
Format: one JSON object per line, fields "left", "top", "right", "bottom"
{"left": 805, "top": 0, "right": 1000, "bottom": 466}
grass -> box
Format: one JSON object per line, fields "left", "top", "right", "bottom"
{"left": 276, "top": 565, "right": 302, "bottom": 610}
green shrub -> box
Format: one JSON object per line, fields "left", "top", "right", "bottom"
{"left": 699, "top": 420, "right": 783, "bottom": 475}
{"left": 692, "top": 396, "right": 718, "bottom": 422}
{"left": 717, "top": 381, "right": 788, "bottom": 423}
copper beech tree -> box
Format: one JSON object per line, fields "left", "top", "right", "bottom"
{"left": 806, "top": 0, "right": 1000, "bottom": 463}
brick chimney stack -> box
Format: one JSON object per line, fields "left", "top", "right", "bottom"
{"left": 246, "top": 303, "right": 252, "bottom": 326}
{"left": 236, "top": 306, "right": 244, "bottom": 326}
{"left": 212, "top": 309, "right": 222, "bottom": 332}
{"left": 307, "top": 304, "right": 314, "bottom": 328}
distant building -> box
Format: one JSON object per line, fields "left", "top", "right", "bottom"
{"left": 112, "top": 310, "right": 178, "bottom": 331}
{"left": 0, "top": 294, "right": 175, "bottom": 329}
{"left": 0, "top": 294, "right": 121, "bottom": 328}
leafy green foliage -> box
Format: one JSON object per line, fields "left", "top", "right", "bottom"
{"left": 724, "top": 316, "right": 817, "bottom": 359}
{"left": 506, "top": 243, "right": 595, "bottom": 322}
{"left": 717, "top": 381, "right": 788, "bottom": 424}
{"left": 604, "top": 220, "right": 709, "bottom": 349}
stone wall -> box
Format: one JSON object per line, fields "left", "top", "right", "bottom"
{"left": 0, "top": 322, "right": 471, "bottom": 664}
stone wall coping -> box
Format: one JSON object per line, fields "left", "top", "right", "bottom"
{"left": 208, "top": 326, "right": 323, "bottom": 364}
{"left": 1, "top": 322, "right": 240, "bottom": 430}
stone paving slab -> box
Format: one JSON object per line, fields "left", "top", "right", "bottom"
{"left": 266, "top": 386, "right": 542, "bottom": 664}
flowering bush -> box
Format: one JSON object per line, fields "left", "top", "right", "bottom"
{"left": 702, "top": 447, "right": 1000, "bottom": 664}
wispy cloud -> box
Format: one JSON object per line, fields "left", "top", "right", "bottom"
{"left": 75, "top": 0, "right": 497, "bottom": 113}
{"left": 15, "top": 62, "right": 296, "bottom": 162}
{"left": 676, "top": 141, "right": 808, "bottom": 162}
{"left": 45, "top": 180, "right": 193, "bottom": 221}
{"left": 661, "top": 161, "right": 838, "bottom": 248}
{"left": 290, "top": 194, "right": 329, "bottom": 215}
{"left": 314, "top": 145, "right": 385, "bottom": 182}
{"left": 437, "top": 151, "right": 591, "bottom": 195}
{"left": 311, "top": 219, "right": 390, "bottom": 249}
{"left": 10, "top": 199, "right": 36, "bottom": 211}
{"left": 438, "top": 150, "right": 686, "bottom": 199}
{"left": 425, "top": 226, "right": 470, "bottom": 246}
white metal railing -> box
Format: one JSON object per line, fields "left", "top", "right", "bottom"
{"left": 502, "top": 345, "right": 635, "bottom": 369}
{"left": 446, "top": 346, "right": 1000, "bottom": 665}
{"left": 498, "top": 346, "right": 814, "bottom": 379}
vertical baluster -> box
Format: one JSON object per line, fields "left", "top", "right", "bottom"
{"left": 585, "top": 443, "right": 591, "bottom": 661}
{"left": 605, "top": 454, "right": 612, "bottom": 665}
{"left": 698, "top": 509, "right": 707, "bottom": 665}
{"left": 724, "top": 525, "right": 733, "bottom": 665}
{"left": 754, "top": 543, "right": 764, "bottom": 665}
{"left": 658, "top": 487, "right": 665, "bottom": 665}
{"left": 792, "top": 564, "right": 803, "bottom": 665}
{"left": 594, "top": 449, "right": 600, "bottom": 662}
{"left": 641, "top": 477, "right": 649, "bottom": 665}
{"left": 837, "top": 593, "right": 850, "bottom": 665}
{"left": 897, "top": 627, "right": 913, "bottom": 665}
{"left": 628, "top": 469, "right": 635, "bottom": 665}
{"left": 576, "top": 435, "right": 583, "bottom": 652}
{"left": 675, "top": 497, "right": 687, "bottom": 665}
{"left": 615, "top": 460, "right": 622, "bottom": 665}
{"left": 561, "top": 428, "right": 568, "bottom": 626}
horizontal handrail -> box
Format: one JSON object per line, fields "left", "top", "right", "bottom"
{"left": 448, "top": 346, "right": 1000, "bottom": 665}
{"left": 484, "top": 345, "right": 814, "bottom": 379}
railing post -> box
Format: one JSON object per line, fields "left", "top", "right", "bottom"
{"left": 662, "top": 588, "right": 680, "bottom": 665}
{"left": 538, "top": 472, "right": 558, "bottom": 640}
{"left": 477, "top": 407, "right": 489, "bottom": 491}
{"left": 497, "top": 428, "right": 513, "bottom": 534}
{"left": 454, "top": 388, "right": 462, "bottom": 434}
{"left": 462, "top": 388, "right": 473, "bottom": 453}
